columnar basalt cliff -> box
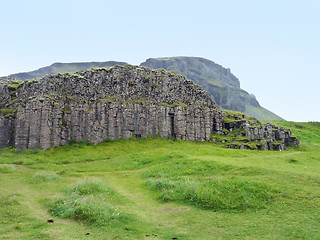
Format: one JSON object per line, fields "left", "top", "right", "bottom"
{"left": 0, "top": 65, "right": 298, "bottom": 150}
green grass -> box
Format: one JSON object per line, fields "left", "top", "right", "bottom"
{"left": 146, "top": 177, "right": 278, "bottom": 211}
{"left": 48, "top": 180, "right": 127, "bottom": 226}
{"left": 66, "top": 180, "right": 114, "bottom": 196}
{"left": 0, "top": 108, "right": 16, "bottom": 116}
{"left": 0, "top": 164, "right": 17, "bottom": 173}
{"left": 29, "top": 172, "right": 60, "bottom": 183}
{"left": 0, "top": 122, "right": 319, "bottom": 239}
{"left": 271, "top": 120, "right": 320, "bottom": 145}
{"left": 0, "top": 194, "right": 50, "bottom": 239}
{"left": 245, "top": 105, "right": 284, "bottom": 120}
{"left": 49, "top": 196, "right": 125, "bottom": 226}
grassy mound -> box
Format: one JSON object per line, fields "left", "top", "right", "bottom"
{"left": 49, "top": 197, "right": 124, "bottom": 226}
{"left": 147, "top": 177, "right": 277, "bottom": 211}
{"left": 48, "top": 180, "right": 126, "bottom": 226}
{"left": 145, "top": 160, "right": 280, "bottom": 211}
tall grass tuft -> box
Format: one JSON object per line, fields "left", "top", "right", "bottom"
{"left": 147, "top": 177, "right": 279, "bottom": 211}
{"left": 0, "top": 164, "right": 17, "bottom": 173}
{"left": 49, "top": 196, "right": 124, "bottom": 226}
{"left": 66, "top": 180, "right": 114, "bottom": 196}
{"left": 30, "top": 172, "right": 60, "bottom": 183}
{"left": 48, "top": 180, "right": 125, "bottom": 226}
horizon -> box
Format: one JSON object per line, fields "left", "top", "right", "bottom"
{"left": 1, "top": 0, "right": 319, "bottom": 122}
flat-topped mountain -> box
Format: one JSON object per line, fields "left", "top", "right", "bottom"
{"left": 0, "top": 65, "right": 298, "bottom": 151}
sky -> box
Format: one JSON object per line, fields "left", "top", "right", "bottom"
{"left": 0, "top": 0, "right": 319, "bottom": 122}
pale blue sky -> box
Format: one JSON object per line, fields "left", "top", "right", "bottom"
{"left": 1, "top": 0, "right": 319, "bottom": 121}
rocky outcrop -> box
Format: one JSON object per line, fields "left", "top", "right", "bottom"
{"left": 214, "top": 111, "right": 300, "bottom": 150}
{"left": 0, "top": 65, "right": 297, "bottom": 151}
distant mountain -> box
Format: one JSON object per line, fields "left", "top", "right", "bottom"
{"left": 140, "top": 57, "right": 283, "bottom": 120}
{"left": 8, "top": 61, "right": 127, "bottom": 80}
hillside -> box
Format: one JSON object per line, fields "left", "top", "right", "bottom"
{"left": 8, "top": 61, "right": 127, "bottom": 80}
{"left": 0, "top": 121, "right": 319, "bottom": 239}
{"left": 140, "top": 57, "right": 283, "bottom": 120}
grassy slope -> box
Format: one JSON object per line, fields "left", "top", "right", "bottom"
{"left": 0, "top": 122, "right": 319, "bottom": 239}
{"left": 245, "top": 105, "right": 284, "bottom": 120}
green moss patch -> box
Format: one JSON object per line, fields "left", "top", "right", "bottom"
{"left": 0, "top": 108, "right": 16, "bottom": 116}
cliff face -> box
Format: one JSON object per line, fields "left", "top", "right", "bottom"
{"left": 0, "top": 65, "right": 223, "bottom": 150}
{"left": 0, "top": 65, "right": 298, "bottom": 151}
{"left": 141, "top": 57, "right": 241, "bottom": 88}
{"left": 140, "top": 57, "right": 283, "bottom": 120}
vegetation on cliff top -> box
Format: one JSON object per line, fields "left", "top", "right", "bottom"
{"left": 8, "top": 61, "right": 127, "bottom": 81}
{"left": 2, "top": 65, "right": 218, "bottom": 111}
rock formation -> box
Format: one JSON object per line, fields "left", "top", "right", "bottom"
{"left": 216, "top": 111, "right": 299, "bottom": 151}
{"left": 0, "top": 65, "right": 298, "bottom": 150}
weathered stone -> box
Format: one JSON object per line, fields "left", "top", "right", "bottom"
{"left": 0, "top": 116, "right": 14, "bottom": 147}
{"left": 220, "top": 112, "right": 299, "bottom": 150}
{"left": 0, "top": 65, "right": 298, "bottom": 151}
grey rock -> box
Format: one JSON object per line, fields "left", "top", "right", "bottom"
{"left": 0, "top": 65, "right": 297, "bottom": 151}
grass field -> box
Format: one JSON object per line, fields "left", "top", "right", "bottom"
{"left": 0, "top": 121, "right": 319, "bottom": 239}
